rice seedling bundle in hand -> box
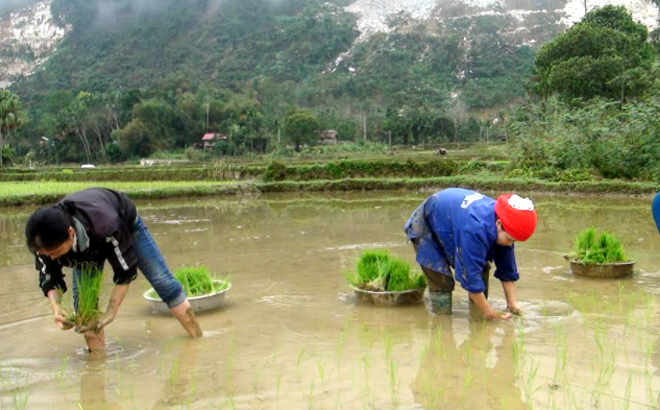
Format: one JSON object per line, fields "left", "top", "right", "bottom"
{"left": 345, "top": 249, "right": 426, "bottom": 292}
{"left": 572, "top": 228, "right": 627, "bottom": 264}
{"left": 66, "top": 264, "right": 104, "bottom": 332}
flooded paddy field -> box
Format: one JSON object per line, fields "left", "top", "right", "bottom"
{"left": 0, "top": 191, "right": 659, "bottom": 409}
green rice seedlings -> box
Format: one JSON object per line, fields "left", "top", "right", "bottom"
{"left": 345, "top": 249, "right": 426, "bottom": 292}
{"left": 175, "top": 266, "right": 228, "bottom": 296}
{"left": 308, "top": 380, "right": 316, "bottom": 410}
{"left": 57, "top": 352, "right": 69, "bottom": 381}
{"left": 361, "top": 353, "right": 372, "bottom": 403}
{"left": 571, "top": 228, "right": 628, "bottom": 263}
{"left": 276, "top": 373, "right": 282, "bottom": 405}
{"left": 336, "top": 327, "right": 346, "bottom": 373}
{"left": 623, "top": 374, "right": 633, "bottom": 410}
{"left": 553, "top": 324, "right": 568, "bottom": 384}
{"left": 512, "top": 321, "right": 526, "bottom": 376}
{"left": 383, "top": 332, "right": 393, "bottom": 361}
{"left": 147, "top": 266, "right": 230, "bottom": 299}
{"left": 522, "top": 358, "right": 541, "bottom": 405}
{"left": 462, "top": 363, "right": 475, "bottom": 390}
{"left": 317, "top": 360, "right": 326, "bottom": 391}
{"left": 389, "top": 359, "right": 399, "bottom": 408}
{"left": 296, "top": 348, "right": 306, "bottom": 375}
{"left": 345, "top": 249, "right": 388, "bottom": 287}
{"left": 170, "top": 357, "right": 179, "bottom": 389}
{"left": 595, "top": 341, "right": 618, "bottom": 389}
{"left": 65, "top": 264, "right": 104, "bottom": 331}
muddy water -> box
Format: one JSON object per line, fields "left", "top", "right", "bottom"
{"left": 0, "top": 191, "right": 659, "bottom": 409}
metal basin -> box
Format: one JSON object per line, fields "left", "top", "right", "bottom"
{"left": 569, "top": 260, "right": 635, "bottom": 278}
{"left": 351, "top": 286, "right": 425, "bottom": 306}
{"left": 143, "top": 281, "right": 232, "bottom": 314}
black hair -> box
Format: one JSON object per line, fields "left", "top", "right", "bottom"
{"left": 25, "top": 206, "right": 73, "bottom": 252}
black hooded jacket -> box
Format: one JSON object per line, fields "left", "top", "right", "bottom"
{"left": 35, "top": 188, "right": 139, "bottom": 296}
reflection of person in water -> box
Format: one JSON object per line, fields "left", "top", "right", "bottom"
{"left": 653, "top": 192, "right": 660, "bottom": 235}
{"left": 411, "top": 317, "right": 528, "bottom": 410}
{"left": 404, "top": 188, "right": 537, "bottom": 319}
{"left": 154, "top": 339, "right": 201, "bottom": 409}
{"left": 79, "top": 358, "right": 122, "bottom": 410}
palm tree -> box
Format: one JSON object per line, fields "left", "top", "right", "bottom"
{"left": 0, "top": 90, "right": 22, "bottom": 167}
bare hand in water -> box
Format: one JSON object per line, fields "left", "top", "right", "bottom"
{"left": 507, "top": 302, "right": 524, "bottom": 316}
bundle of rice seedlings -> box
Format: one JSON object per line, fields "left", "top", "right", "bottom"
{"left": 65, "top": 264, "right": 104, "bottom": 331}
{"left": 345, "top": 249, "right": 426, "bottom": 292}
{"left": 148, "top": 266, "right": 229, "bottom": 299}
{"left": 572, "top": 228, "right": 627, "bottom": 263}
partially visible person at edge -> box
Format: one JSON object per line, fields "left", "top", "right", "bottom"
{"left": 25, "top": 188, "right": 203, "bottom": 351}
{"left": 653, "top": 191, "right": 660, "bottom": 236}
{"left": 404, "top": 188, "right": 538, "bottom": 319}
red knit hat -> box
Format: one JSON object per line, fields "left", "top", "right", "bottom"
{"left": 494, "top": 194, "right": 537, "bottom": 241}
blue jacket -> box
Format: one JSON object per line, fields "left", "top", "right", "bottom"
{"left": 404, "top": 188, "right": 519, "bottom": 293}
{"left": 653, "top": 192, "right": 660, "bottom": 235}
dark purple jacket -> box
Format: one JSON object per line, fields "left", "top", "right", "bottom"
{"left": 35, "top": 188, "right": 139, "bottom": 296}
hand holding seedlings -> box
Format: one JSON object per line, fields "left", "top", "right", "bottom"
{"left": 75, "top": 309, "right": 116, "bottom": 333}
{"left": 47, "top": 289, "right": 73, "bottom": 330}
{"left": 76, "top": 283, "right": 128, "bottom": 333}
{"left": 53, "top": 305, "right": 74, "bottom": 330}
{"left": 25, "top": 188, "right": 204, "bottom": 352}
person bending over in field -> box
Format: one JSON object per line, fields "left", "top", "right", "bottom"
{"left": 25, "top": 188, "right": 203, "bottom": 351}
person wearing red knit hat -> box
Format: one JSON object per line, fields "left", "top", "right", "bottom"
{"left": 404, "top": 188, "right": 537, "bottom": 319}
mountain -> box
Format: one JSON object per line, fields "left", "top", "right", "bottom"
{"left": 2, "top": 0, "right": 659, "bottom": 110}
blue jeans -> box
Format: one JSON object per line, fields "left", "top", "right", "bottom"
{"left": 653, "top": 191, "right": 660, "bottom": 236}
{"left": 73, "top": 215, "right": 186, "bottom": 310}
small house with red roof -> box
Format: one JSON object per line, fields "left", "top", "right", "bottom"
{"left": 201, "top": 133, "right": 227, "bottom": 150}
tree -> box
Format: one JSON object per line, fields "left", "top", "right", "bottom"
{"left": 446, "top": 99, "right": 468, "bottom": 142}
{"left": 0, "top": 90, "right": 22, "bottom": 167}
{"left": 534, "top": 6, "right": 656, "bottom": 101}
{"left": 117, "top": 119, "right": 160, "bottom": 158}
{"left": 284, "top": 109, "right": 320, "bottom": 151}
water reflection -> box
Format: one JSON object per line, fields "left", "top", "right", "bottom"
{"left": 412, "top": 315, "right": 528, "bottom": 409}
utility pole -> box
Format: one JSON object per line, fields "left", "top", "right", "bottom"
{"left": 206, "top": 94, "right": 210, "bottom": 132}
{"left": 388, "top": 131, "right": 392, "bottom": 151}
{"left": 363, "top": 114, "right": 367, "bottom": 143}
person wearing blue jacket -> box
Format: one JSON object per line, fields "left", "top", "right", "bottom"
{"left": 404, "top": 188, "right": 538, "bottom": 319}
{"left": 653, "top": 192, "right": 660, "bottom": 236}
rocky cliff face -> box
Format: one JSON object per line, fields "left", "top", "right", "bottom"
{"left": 345, "top": 0, "right": 658, "bottom": 45}
{"left": 0, "top": 0, "right": 70, "bottom": 88}
{"left": 1, "top": 0, "right": 658, "bottom": 89}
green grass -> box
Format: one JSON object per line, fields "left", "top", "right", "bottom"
{"left": 572, "top": 228, "right": 628, "bottom": 263}
{"left": 344, "top": 249, "right": 425, "bottom": 292}
{"left": 1, "top": 171, "right": 657, "bottom": 208}
{"left": 65, "top": 264, "right": 103, "bottom": 330}
{"left": 148, "top": 266, "right": 229, "bottom": 299}
{"left": 0, "top": 181, "right": 231, "bottom": 197}
{"left": 0, "top": 181, "right": 242, "bottom": 206}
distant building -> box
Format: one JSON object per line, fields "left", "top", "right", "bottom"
{"left": 201, "top": 133, "right": 228, "bottom": 149}
{"left": 320, "top": 129, "right": 339, "bottom": 145}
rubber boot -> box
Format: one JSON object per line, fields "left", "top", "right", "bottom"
{"left": 426, "top": 291, "right": 452, "bottom": 315}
